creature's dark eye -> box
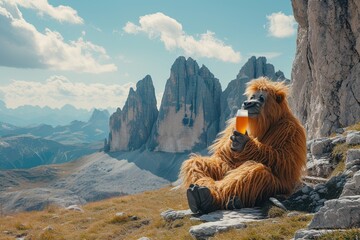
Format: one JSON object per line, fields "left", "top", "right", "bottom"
{"left": 250, "top": 95, "right": 255, "bottom": 100}
{"left": 259, "top": 95, "right": 265, "bottom": 102}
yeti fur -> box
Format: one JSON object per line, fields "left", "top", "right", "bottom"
{"left": 180, "top": 77, "right": 307, "bottom": 208}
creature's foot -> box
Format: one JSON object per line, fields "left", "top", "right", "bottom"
{"left": 187, "top": 184, "right": 219, "bottom": 214}
{"left": 225, "top": 196, "right": 243, "bottom": 210}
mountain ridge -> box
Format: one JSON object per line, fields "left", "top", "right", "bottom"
{"left": 108, "top": 55, "right": 289, "bottom": 153}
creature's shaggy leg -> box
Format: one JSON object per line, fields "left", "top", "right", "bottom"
{"left": 180, "top": 155, "right": 231, "bottom": 189}
{"left": 180, "top": 155, "right": 232, "bottom": 214}
{"left": 216, "top": 161, "right": 279, "bottom": 208}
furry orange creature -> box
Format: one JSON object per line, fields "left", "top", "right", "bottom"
{"left": 180, "top": 77, "right": 307, "bottom": 214}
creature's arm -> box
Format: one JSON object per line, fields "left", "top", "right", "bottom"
{"left": 210, "top": 118, "right": 237, "bottom": 163}
{"left": 231, "top": 121, "right": 306, "bottom": 173}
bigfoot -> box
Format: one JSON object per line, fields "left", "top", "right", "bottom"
{"left": 180, "top": 77, "right": 307, "bottom": 214}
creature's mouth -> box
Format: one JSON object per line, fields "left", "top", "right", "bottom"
{"left": 242, "top": 103, "right": 260, "bottom": 118}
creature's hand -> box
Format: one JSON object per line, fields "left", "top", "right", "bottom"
{"left": 230, "top": 130, "right": 250, "bottom": 152}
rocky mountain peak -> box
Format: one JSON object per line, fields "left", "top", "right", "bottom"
{"left": 88, "top": 109, "right": 110, "bottom": 124}
{"left": 237, "top": 56, "right": 275, "bottom": 80}
{"left": 199, "top": 64, "right": 214, "bottom": 78}
{"left": 147, "top": 56, "right": 221, "bottom": 152}
{"left": 109, "top": 75, "right": 158, "bottom": 151}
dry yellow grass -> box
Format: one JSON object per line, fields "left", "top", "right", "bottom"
{"left": 212, "top": 214, "right": 312, "bottom": 240}
{"left": 0, "top": 186, "right": 195, "bottom": 240}
{"left": 346, "top": 122, "right": 360, "bottom": 131}
{"left": 0, "top": 185, "right": 313, "bottom": 240}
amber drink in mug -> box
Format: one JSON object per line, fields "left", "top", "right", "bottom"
{"left": 236, "top": 109, "right": 248, "bottom": 134}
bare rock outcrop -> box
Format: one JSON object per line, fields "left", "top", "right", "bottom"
{"left": 291, "top": 0, "right": 360, "bottom": 138}
{"left": 147, "top": 57, "right": 221, "bottom": 152}
{"left": 109, "top": 75, "right": 158, "bottom": 151}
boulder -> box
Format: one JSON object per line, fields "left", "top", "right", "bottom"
{"left": 341, "top": 171, "right": 360, "bottom": 197}
{"left": 160, "top": 208, "right": 265, "bottom": 239}
{"left": 189, "top": 220, "right": 246, "bottom": 240}
{"left": 308, "top": 195, "right": 360, "bottom": 229}
{"left": 346, "top": 131, "right": 360, "bottom": 145}
{"left": 345, "top": 149, "right": 360, "bottom": 175}
{"left": 160, "top": 209, "right": 193, "bottom": 221}
{"left": 189, "top": 209, "right": 264, "bottom": 239}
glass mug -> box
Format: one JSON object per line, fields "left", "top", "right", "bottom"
{"left": 235, "top": 109, "right": 248, "bottom": 134}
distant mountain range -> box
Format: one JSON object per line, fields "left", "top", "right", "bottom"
{"left": 0, "top": 101, "right": 113, "bottom": 127}
{"left": 0, "top": 109, "right": 110, "bottom": 170}
{"left": 0, "top": 135, "right": 97, "bottom": 169}
{"left": 0, "top": 109, "right": 109, "bottom": 145}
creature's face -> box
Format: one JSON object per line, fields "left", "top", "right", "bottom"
{"left": 242, "top": 90, "right": 267, "bottom": 118}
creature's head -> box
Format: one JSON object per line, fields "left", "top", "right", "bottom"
{"left": 243, "top": 77, "right": 290, "bottom": 138}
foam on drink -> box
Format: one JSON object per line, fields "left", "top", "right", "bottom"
{"left": 236, "top": 109, "right": 248, "bottom": 134}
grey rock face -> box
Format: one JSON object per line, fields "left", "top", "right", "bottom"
{"left": 109, "top": 75, "right": 158, "bottom": 151}
{"left": 147, "top": 57, "right": 222, "bottom": 152}
{"left": 308, "top": 195, "right": 360, "bottom": 229}
{"left": 341, "top": 171, "right": 360, "bottom": 197}
{"left": 344, "top": 149, "right": 360, "bottom": 175}
{"left": 219, "top": 56, "right": 289, "bottom": 130}
{"left": 306, "top": 136, "right": 341, "bottom": 178}
{"left": 290, "top": 0, "right": 360, "bottom": 138}
{"left": 346, "top": 131, "right": 360, "bottom": 145}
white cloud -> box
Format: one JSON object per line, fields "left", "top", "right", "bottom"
{"left": 123, "top": 12, "right": 241, "bottom": 63}
{"left": 250, "top": 52, "right": 282, "bottom": 59}
{"left": 6, "top": 0, "right": 83, "bottom": 24}
{"left": 0, "top": 1, "right": 117, "bottom": 73}
{"left": 0, "top": 76, "right": 134, "bottom": 110}
{"left": 266, "top": 12, "right": 296, "bottom": 38}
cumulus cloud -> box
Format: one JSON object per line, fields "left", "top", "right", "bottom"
{"left": 6, "top": 0, "right": 83, "bottom": 24}
{"left": 0, "top": 1, "right": 116, "bottom": 73}
{"left": 0, "top": 76, "right": 134, "bottom": 110}
{"left": 123, "top": 12, "right": 241, "bottom": 63}
{"left": 250, "top": 52, "right": 282, "bottom": 59}
{"left": 266, "top": 12, "right": 296, "bottom": 38}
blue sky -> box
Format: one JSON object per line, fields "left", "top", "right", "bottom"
{"left": 0, "top": 0, "right": 297, "bottom": 111}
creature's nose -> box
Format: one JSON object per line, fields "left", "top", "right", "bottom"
{"left": 242, "top": 100, "right": 258, "bottom": 109}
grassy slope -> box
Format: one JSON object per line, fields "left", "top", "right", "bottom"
{"left": 2, "top": 123, "right": 359, "bottom": 240}
{"left": 0, "top": 186, "right": 313, "bottom": 240}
